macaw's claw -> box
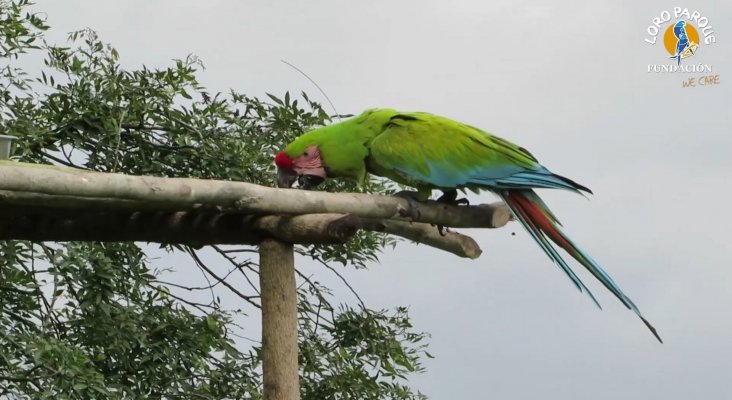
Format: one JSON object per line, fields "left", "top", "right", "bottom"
{"left": 434, "top": 190, "right": 467, "bottom": 234}
{"left": 436, "top": 189, "right": 469, "bottom": 206}
{"left": 393, "top": 190, "right": 422, "bottom": 221}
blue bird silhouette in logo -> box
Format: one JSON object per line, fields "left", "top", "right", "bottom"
{"left": 670, "top": 20, "right": 694, "bottom": 65}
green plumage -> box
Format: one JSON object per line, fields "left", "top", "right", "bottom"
{"left": 283, "top": 108, "right": 545, "bottom": 198}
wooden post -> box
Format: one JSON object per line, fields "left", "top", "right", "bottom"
{"left": 259, "top": 239, "right": 299, "bottom": 400}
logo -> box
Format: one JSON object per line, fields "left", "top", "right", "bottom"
{"left": 645, "top": 7, "right": 717, "bottom": 75}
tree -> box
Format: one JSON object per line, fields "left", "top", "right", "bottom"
{"left": 0, "top": 1, "right": 430, "bottom": 398}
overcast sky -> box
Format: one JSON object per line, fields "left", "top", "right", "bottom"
{"left": 27, "top": 1, "right": 732, "bottom": 398}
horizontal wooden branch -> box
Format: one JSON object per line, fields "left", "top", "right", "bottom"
{"left": 377, "top": 220, "right": 482, "bottom": 259}
{"left": 0, "top": 211, "right": 370, "bottom": 246}
{"left": 0, "top": 211, "right": 482, "bottom": 258}
{"left": 0, "top": 161, "right": 511, "bottom": 229}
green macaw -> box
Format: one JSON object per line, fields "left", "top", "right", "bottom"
{"left": 275, "top": 108, "right": 661, "bottom": 342}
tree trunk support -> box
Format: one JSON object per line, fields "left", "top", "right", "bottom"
{"left": 259, "top": 239, "right": 299, "bottom": 400}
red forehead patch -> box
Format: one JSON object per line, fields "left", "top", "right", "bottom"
{"left": 274, "top": 151, "right": 294, "bottom": 168}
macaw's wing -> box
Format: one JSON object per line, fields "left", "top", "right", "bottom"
{"left": 367, "top": 112, "right": 590, "bottom": 193}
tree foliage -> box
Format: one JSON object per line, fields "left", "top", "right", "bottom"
{"left": 0, "top": 1, "right": 428, "bottom": 398}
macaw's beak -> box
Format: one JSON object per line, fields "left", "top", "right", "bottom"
{"left": 297, "top": 174, "right": 324, "bottom": 190}
{"left": 278, "top": 167, "right": 325, "bottom": 190}
{"left": 277, "top": 167, "right": 298, "bottom": 188}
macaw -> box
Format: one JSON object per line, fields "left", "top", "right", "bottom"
{"left": 670, "top": 20, "right": 692, "bottom": 65}
{"left": 275, "top": 108, "right": 661, "bottom": 342}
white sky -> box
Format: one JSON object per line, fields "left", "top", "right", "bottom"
{"left": 26, "top": 1, "right": 732, "bottom": 398}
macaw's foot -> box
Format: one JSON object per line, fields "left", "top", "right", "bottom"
{"left": 393, "top": 190, "right": 423, "bottom": 220}
{"left": 436, "top": 189, "right": 469, "bottom": 206}
{"left": 434, "top": 190, "right": 469, "bottom": 235}
{"left": 434, "top": 225, "right": 450, "bottom": 236}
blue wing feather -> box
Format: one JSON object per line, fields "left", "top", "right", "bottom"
{"left": 401, "top": 161, "right": 587, "bottom": 194}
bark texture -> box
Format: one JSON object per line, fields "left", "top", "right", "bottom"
{"left": 259, "top": 240, "right": 299, "bottom": 400}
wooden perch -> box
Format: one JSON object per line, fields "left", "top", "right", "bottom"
{"left": 0, "top": 161, "right": 510, "bottom": 228}
{"left": 0, "top": 211, "right": 342, "bottom": 245}
{"left": 0, "top": 161, "right": 509, "bottom": 258}
{"left": 0, "top": 211, "right": 482, "bottom": 258}
{"left": 377, "top": 220, "right": 482, "bottom": 259}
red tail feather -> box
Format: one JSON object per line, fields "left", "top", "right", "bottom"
{"left": 507, "top": 192, "right": 574, "bottom": 255}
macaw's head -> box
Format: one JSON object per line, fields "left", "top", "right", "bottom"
{"left": 275, "top": 145, "right": 327, "bottom": 190}
{"left": 275, "top": 114, "right": 375, "bottom": 189}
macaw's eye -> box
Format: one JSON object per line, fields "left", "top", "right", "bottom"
{"left": 303, "top": 151, "right": 309, "bottom": 156}
{"left": 298, "top": 174, "right": 324, "bottom": 190}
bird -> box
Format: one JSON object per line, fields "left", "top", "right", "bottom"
{"left": 275, "top": 108, "right": 661, "bottom": 342}
{"left": 670, "top": 20, "right": 693, "bottom": 65}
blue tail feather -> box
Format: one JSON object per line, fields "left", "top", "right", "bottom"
{"left": 500, "top": 189, "right": 662, "bottom": 342}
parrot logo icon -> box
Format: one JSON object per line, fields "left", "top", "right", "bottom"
{"left": 670, "top": 21, "right": 692, "bottom": 64}
{"left": 664, "top": 20, "right": 700, "bottom": 64}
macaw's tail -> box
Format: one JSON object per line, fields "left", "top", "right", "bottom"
{"left": 500, "top": 189, "right": 662, "bottom": 343}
